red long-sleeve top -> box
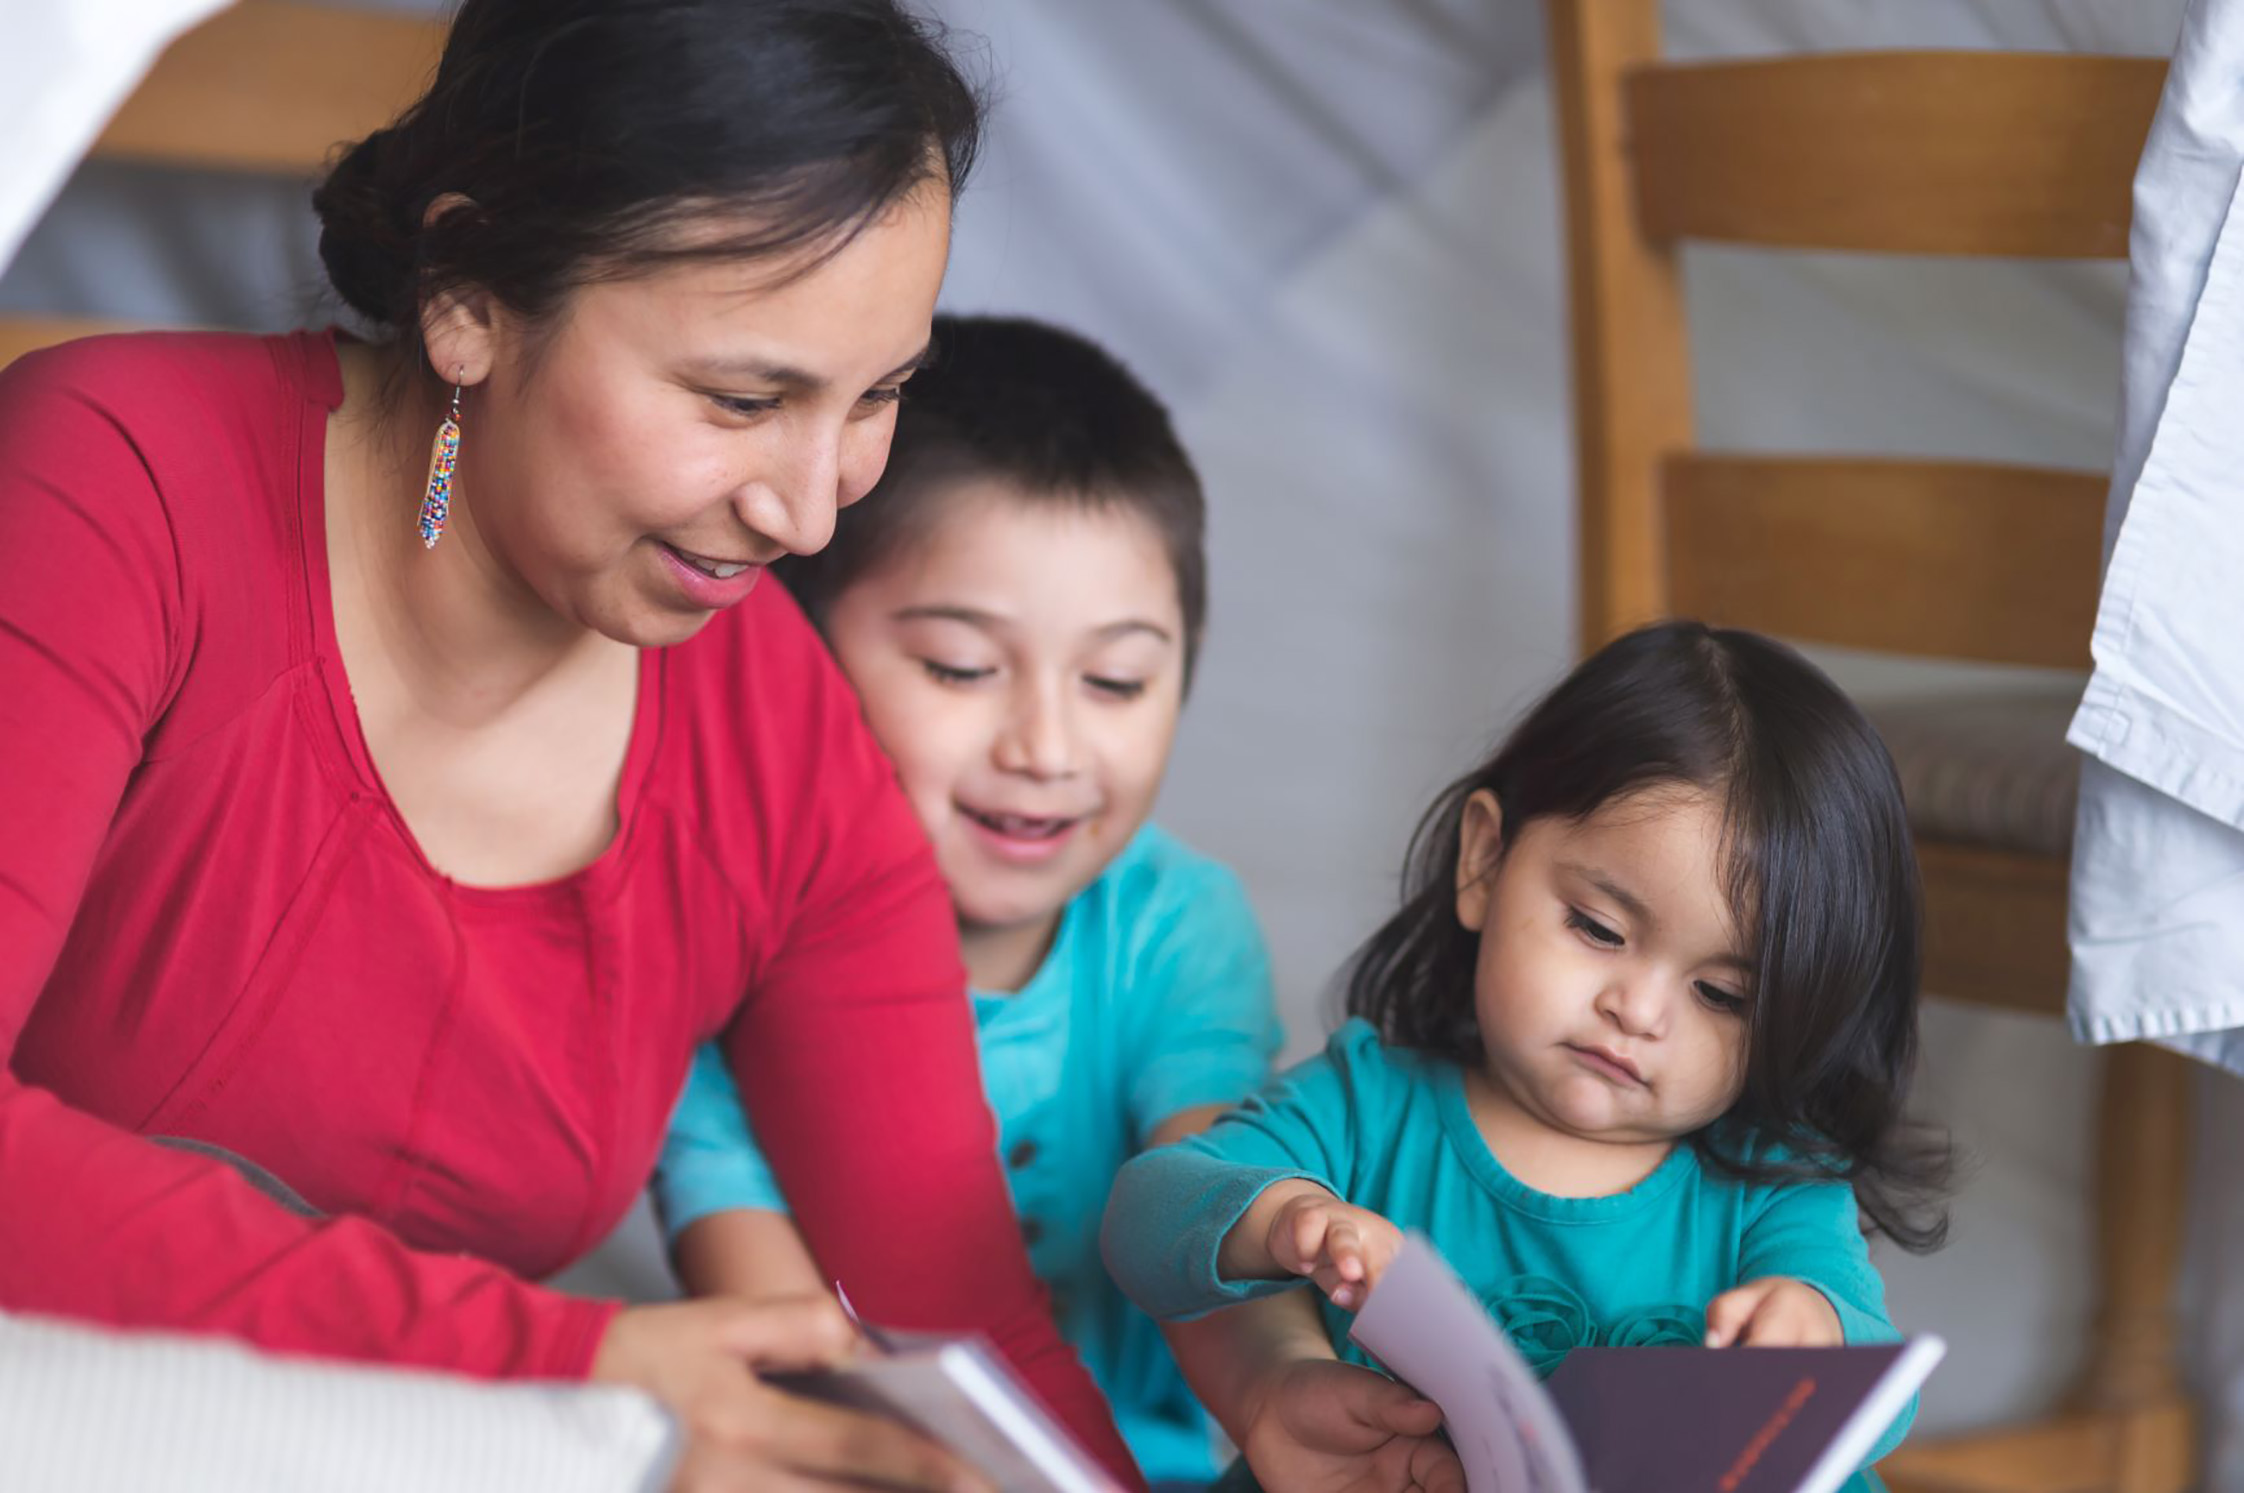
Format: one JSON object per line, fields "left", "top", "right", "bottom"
{"left": 0, "top": 329, "right": 1136, "bottom": 1482}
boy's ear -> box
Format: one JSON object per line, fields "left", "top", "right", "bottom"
{"left": 1454, "top": 789, "right": 1505, "bottom": 933}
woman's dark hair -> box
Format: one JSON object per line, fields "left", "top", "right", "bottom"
{"left": 313, "top": 0, "right": 982, "bottom": 370}
{"left": 1345, "top": 621, "right": 1951, "bottom": 1250}
{"left": 779, "top": 313, "right": 1210, "bottom": 682}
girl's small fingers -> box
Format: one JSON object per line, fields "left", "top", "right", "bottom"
{"left": 1704, "top": 1285, "right": 1764, "bottom": 1348}
{"left": 1329, "top": 1223, "right": 1365, "bottom": 1281}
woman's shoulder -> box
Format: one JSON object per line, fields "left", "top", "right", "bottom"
{"left": 2, "top": 329, "right": 335, "bottom": 426}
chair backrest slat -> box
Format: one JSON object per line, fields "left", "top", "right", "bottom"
{"left": 1627, "top": 52, "right": 2163, "bottom": 258}
{"left": 1663, "top": 454, "right": 2106, "bottom": 669}
{"left": 91, "top": 0, "right": 444, "bottom": 175}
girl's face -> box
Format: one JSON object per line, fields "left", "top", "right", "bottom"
{"left": 820, "top": 485, "right": 1188, "bottom": 965}
{"left": 421, "top": 185, "right": 953, "bottom": 648}
{"left": 1456, "top": 784, "right": 1753, "bottom": 1146}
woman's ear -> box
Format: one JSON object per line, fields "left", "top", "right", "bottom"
{"left": 1454, "top": 789, "right": 1505, "bottom": 933}
{"left": 417, "top": 194, "right": 498, "bottom": 390}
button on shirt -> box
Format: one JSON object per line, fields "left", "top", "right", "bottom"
{"left": 656, "top": 824, "right": 1284, "bottom": 1483}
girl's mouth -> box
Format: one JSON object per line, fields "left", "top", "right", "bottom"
{"left": 1566, "top": 1043, "right": 1646, "bottom": 1087}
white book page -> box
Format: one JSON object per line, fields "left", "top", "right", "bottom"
{"left": 1347, "top": 1235, "right": 1588, "bottom": 1493}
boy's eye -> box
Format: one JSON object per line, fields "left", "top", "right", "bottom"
{"left": 1566, "top": 909, "right": 1623, "bottom": 948}
{"left": 920, "top": 659, "right": 993, "bottom": 686}
{"left": 1086, "top": 675, "right": 1147, "bottom": 701}
{"left": 1694, "top": 981, "right": 1749, "bottom": 1016}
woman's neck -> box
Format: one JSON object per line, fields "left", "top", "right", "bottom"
{"left": 329, "top": 341, "right": 616, "bottom": 724}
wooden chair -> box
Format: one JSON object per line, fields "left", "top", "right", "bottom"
{"left": 1544, "top": 5, "right": 2196, "bottom": 1491}
{"left": 0, "top": 0, "right": 444, "bottom": 369}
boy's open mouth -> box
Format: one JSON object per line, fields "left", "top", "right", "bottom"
{"left": 961, "top": 806, "right": 1081, "bottom": 841}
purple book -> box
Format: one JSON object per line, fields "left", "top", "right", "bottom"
{"left": 1350, "top": 1236, "right": 1944, "bottom": 1493}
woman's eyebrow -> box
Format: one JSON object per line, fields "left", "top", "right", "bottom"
{"left": 682, "top": 339, "right": 934, "bottom": 395}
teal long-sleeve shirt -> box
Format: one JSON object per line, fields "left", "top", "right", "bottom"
{"left": 1101, "top": 1019, "right": 1914, "bottom": 1477}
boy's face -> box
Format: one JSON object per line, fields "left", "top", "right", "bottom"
{"left": 821, "top": 481, "right": 1188, "bottom": 957}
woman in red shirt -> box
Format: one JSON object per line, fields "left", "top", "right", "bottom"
{"left": 0, "top": 1, "right": 1137, "bottom": 1487}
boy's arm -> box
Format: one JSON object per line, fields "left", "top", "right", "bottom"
{"left": 1164, "top": 1295, "right": 1460, "bottom": 1493}
{"left": 671, "top": 1209, "right": 828, "bottom": 1301}
{"left": 656, "top": 1043, "right": 828, "bottom": 1301}
{"left": 1123, "top": 854, "right": 1284, "bottom": 1148}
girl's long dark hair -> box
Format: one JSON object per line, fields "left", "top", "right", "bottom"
{"left": 1346, "top": 621, "right": 1951, "bottom": 1251}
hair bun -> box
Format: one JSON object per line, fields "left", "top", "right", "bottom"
{"left": 312, "top": 126, "right": 417, "bottom": 328}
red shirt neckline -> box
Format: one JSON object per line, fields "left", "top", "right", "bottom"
{"left": 288, "top": 329, "right": 666, "bottom": 905}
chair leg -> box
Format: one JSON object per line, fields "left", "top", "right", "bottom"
{"left": 2075, "top": 1041, "right": 2196, "bottom": 1493}
{"left": 1878, "top": 1041, "right": 2197, "bottom": 1493}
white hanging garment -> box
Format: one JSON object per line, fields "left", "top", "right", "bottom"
{"left": 2069, "top": 0, "right": 2244, "bottom": 1071}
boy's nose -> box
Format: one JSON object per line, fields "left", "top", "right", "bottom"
{"left": 995, "top": 681, "right": 1079, "bottom": 780}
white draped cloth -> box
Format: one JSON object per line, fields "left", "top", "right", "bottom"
{"left": 2068, "top": 0, "right": 2244, "bottom": 1075}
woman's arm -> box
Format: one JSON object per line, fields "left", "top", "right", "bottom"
{"left": 718, "top": 611, "right": 1139, "bottom": 1488}
{"left": 0, "top": 344, "right": 607, "bottom": 1380}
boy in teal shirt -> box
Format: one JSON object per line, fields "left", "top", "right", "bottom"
{"left": 656, "top": 315, "right": 1282, "bottom": 1485}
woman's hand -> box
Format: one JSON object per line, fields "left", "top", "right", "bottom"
{"left": 1703, "top": 1277, "right": 1844, "bottom": 1348}
{"left": 1260, "top": 1189, "right": 1406, "bottom": 1311}
{"left": 1237, "top": 1358, "right": 1464, "bottom": 1493}
{"left": 591, "top": 1297, "right": 986, "bottom": 1493}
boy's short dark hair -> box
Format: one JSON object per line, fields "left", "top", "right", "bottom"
{"left": 779, "top": 314, "right": 1209, "bottom": 678}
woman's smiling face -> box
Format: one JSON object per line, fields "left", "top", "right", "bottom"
{"left": 423, "top": 185, "right": 954, "bottom": 647}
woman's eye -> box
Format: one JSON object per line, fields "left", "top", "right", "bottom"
{"left": 1086, "top": 675, "right": 1147, "bottom": 701}
{"left": 710, "top": 393, "right": 782, "bottom": 418}
{"left": 920, "top": 660, "right": 993, "bottom": 686}
{"left": 859, "top": 384, "right": 906, "bottom": 408}
{"left": 1694, "top": 981, "right": 1749, "bottom": 1016}
{"left": 1566, "top": 909, "right": 1623, "bottom": 947}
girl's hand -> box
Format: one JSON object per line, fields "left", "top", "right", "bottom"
{"left": 1264, "top": 1192, "right": 1406, "bottom": 1311}
{"left": 591, "top": 1297, "right": 987, "bottom": 1493}
{"left": 1703, "top": 1277, "right": 1844, "bottom": 1348}
{"left": 1239, "top": 1358, "right": 1465, "bottom": 1493}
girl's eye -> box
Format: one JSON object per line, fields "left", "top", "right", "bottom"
{"left": 1694, "top": 981, "right": 1749, "bottom": 1016}
{"left": 1086, "top": 675, "right": 1147, "bottom": 701}
{"left": 710, "top": 393, "right": 782, "bottom": 419}
{"left": 1566, "top": 909, "right": 1623, "bottom": 948}
{"left": 920, "top": 659, "right": 993, "bottom": 686}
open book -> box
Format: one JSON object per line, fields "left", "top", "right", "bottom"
{"left": 1348, "top": 1235, "right": 1945, "bottom": 1493}
{"left": 769, "top": 1293, "right": 1125, "bottom": 1493}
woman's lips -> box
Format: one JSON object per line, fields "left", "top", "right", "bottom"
{"left": 657, "top": 542, "right": 761, "bottom": 610}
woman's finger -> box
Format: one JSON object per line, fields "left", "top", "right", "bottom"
{"left": 713, "top": 1296, "right": 859, "bottom": 1373}
{"left": 753, "top": 1389, "right": 986, "bottom": 1493}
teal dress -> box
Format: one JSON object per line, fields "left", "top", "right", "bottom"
{"left": 656, "top": 824, "right": 1283, "bottom": 1484}
{"left": 1102, "top": 1020, "right": 1912, "bottom": 1489}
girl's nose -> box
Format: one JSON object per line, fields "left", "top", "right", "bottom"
{"left": 1595, "top": 975, "right": 1668, "bottom": 1039}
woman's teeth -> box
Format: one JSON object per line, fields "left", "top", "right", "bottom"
{"left": 672, "top": 546, "right": 749, "bottom": 579}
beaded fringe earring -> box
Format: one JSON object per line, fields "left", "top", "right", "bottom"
{"left": 418, "top": 370, "right": 463, "bottom": 549}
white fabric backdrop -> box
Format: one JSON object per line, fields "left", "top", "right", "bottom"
{"left": 6, "top": 0, "right": 2242, "bottom": 1480}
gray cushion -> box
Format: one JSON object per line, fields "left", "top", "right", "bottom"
{"left": 1862, "top": 693, "right": 2082, "bottom": 859}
